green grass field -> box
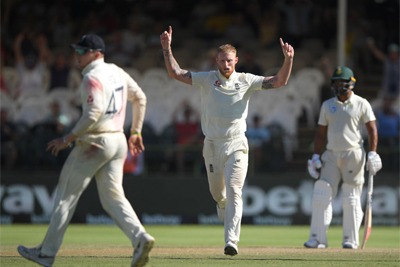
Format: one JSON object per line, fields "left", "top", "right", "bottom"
{"left": 1, "top": 224, "right": 399, "bottom": 266}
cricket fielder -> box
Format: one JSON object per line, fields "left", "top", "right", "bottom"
{"left": 18, "top": 33, "right": 155, "bottom": 267}
{"left": 305, "top": 66, "right": 382, "bottom": 249}
{"left": 160, "top": 26, "right": 294, "bottom": 255}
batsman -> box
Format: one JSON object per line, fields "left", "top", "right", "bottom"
{"left": 304, "top": 66, "right": 382, "bottom": 249}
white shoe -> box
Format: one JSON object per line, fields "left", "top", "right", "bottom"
{"left": 131, "top": 232, "right": 155, "bottom": 267}
{"left": 342, "top": 242, "right": 358, "bottom": 249}
{"left": 304, "top": 239, "right": 327, "bottom": 249}
{"left": 17, "top": 245, "right": 54, "bottom": 267}
{"left": 224, "top": 241, "right": 238, "bottom": 256}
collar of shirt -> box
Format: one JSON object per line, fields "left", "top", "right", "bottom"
{"left": 81, "top": 58, "right": 104, "bottom": 76}
{"left": 217, "top": 70, "right": 238, "bottom": 82}
{"left": 335, "top": 91, "right": 355, "bottom": 105}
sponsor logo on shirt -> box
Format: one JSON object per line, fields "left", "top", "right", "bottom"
{"left": 235, "top": 83, "right": 240, "bottom": 90}
{"left": 329, "top": 106, "right": 336, "bottom": 113}
{"left": 214, "top": 80, "right": 221, "bottom": 87}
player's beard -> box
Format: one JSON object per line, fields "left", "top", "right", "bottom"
{"left": 218, "top": 66, "right": 233, "bottom": 79}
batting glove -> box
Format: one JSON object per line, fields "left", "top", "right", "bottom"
{"left": 366, "top": 151, "right": 382, "bottom": 176}
{"left": 307, "top": 154, "right": 322, "bottom": 179}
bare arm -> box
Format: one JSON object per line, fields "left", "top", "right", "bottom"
{"left": 160, "top": 26, "right": 192, "bottom": 85}
{"left": 35, "top": 33, "right": 52, "bottom": 65}
{"left": 13, "top": 33, "right": 24, "bottom": 64}
{"left": 366, "top": 38, "right": 385, "bottom": 62}
{"left": 262, "top": 38, "right": 294, "bottom": 89}
{"left": 365, "top": 120, "right": 378, "bottom": 152}
{"left": 313, "top": 125, "right": 327, "bottom": 155}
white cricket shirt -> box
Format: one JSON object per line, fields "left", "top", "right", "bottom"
{"left": 192, "top": 70, "right": 264, "bottom": 139}
{"left": 318, "top": 92, "right": 376, "bottom": 151}
{"left": 72, "top": 58, "right": 145, "bottom": 138}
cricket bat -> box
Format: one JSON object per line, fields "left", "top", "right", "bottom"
{"left": 361, "top": 173, "right": 374, "bottom": 249}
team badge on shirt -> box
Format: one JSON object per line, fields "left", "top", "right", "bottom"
{"left": 87, "top": 95, "right": 94, "bottom": 104}
{"left": 329, "top": 106, "right": 337, "bottom": 113}
{"left": 235, "top": 83, "right": 240, "bottom": 90}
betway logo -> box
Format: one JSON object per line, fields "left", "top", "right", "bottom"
{"left": 242, "top": 181, "right": 399, "bottom": 216}
{"left": 0, "top": 184, "right": 55, "bottom": 215}
{"left": 0, "top": 182, "right": 398, "bottom": 217}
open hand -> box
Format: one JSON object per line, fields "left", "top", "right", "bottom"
{"left": 47, "top": 137, "right": 71, "bottom": 156}
{"left": 129, "top": 134, "right": 145, "bottom": 156}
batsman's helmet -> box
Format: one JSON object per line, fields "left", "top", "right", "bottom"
{"left": 330, "top": 66, "right": 356, "bottom": 96}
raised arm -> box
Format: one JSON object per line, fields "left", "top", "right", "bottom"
{"left": 160, "top": 26, "right": 192, "bottom": 85}
{"left": 366, "top": 38, "right": 385, "bottom": 62}
{"left": 262, "top": 38, "right": 294, "bottom": 89}
{"left": 13, "top": 33, "right": 25, "bottom": 64}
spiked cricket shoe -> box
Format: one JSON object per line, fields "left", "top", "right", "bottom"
{"left": 304, "top": 239, "right": 327, "bottom": 249}
{"left": 224, "top": 241, "right": 238, "bottom": 256}
{"left": 342, "top": 242, "right": 358, "bottom": 249}
{"left": 131, "top": 232, "right": 155, "bottom": 267}
{"left": 17, "top": 245, "right": 54, "bottom": 267}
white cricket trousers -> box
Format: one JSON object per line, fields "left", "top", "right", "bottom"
{"left": 203, "top": 136, "right": 249, "bottom": 244}
{"left": 40, "top": 132, "right": 146, "bottom": 256}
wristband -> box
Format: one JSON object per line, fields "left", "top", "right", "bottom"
{"left": 131, "top": 131, "right": 141, "bottom": 136}
{"left": 63, "top": 137, "right": 72, "bottom": 147}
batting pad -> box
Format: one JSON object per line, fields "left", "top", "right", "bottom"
{"left": 342, "top": 183, "right": 363, "bottom": 247}
{"left": 309, "top": 180, "right": 332, "bottom": 245}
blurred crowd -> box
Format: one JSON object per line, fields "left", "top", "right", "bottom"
{"left": 1, "top": 0, "right": 399, "bottom": 173}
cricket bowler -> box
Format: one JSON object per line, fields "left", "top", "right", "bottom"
{"left": 160, "top": 25, "right": 294, "bottom": 255}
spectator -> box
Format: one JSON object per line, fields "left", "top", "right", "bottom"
{"left": 0, "top": 108, "right": 18, "bottom": 168}
{"left": 45, "top": 100, "right": 73, "bottom": 134}
{"left": 120, "top": 18, "right": 147, "bottom": 59}
{"left": 48, "top": 49, "right": 81, "bottom": 91}
{"left": 48, "top": 2, "right": 73, "bottom": 48}
{"left": 0, "top": 47, "right": 11, "bottom": 96}
{"left": 237, "top": 49, "right": 264, "bottom": 75}
{"left": 374, "top": 96, "right": 400, "bottom": 170}
{"left": 124, "top": 150, "right": 145, "bottom": 176}
{"left": 258, "top": 8, "right": 280, "bottom": 49}
{"left": 198, "top": 48, "right": 217, "bottom": 71}
{"left": 224, "top": 13, "right": 256, "bottom": 47}
{"left": 171, "top": 100, "right": 203, "bottom": 173}
{"left": 367, "top": 39, "right": 400, "bottom": 98}
{"left": 147, "top": 21, "right": 165, "bottom": 48}
{"left": 277, "top": 0, "right": 313, "bottom": 48}
{"left": 30, "top": 100, "right": 73, "bottom": 167}
{"left": 13, "top": 32, "right": 51, "bottom": 99}
{"left": 246, "top": 114, "right": 271, "bottom": 171}
{"left": 315, "top": 2, "right": 336, "bottom": 50}
{"left": 190, "top": 0, "right": 223, "bottom": 39}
